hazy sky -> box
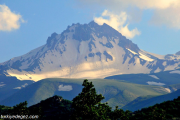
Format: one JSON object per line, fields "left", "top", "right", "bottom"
{"left": 0, "top": 0, "right": 180, "bottom": 63}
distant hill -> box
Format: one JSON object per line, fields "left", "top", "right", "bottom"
{"left": 0, "top": 74, "right": 33, "bottom": 102}
{"left": 0, "top": 78, "right": 83, "bottom": 107}
{"left": 122, "top": 89, "right": 180, "bottom": 112}
{"left": 105, "top": 69, "right": 180, "bottom": 87}
{"left": 0, "top": 78, "right": 168, "bottom": 109}
{"left": 131, "top": 96, "right": 180, "bottom": 120}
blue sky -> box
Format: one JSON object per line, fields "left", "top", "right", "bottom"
{"left": 0, "top": 0, "right": 180, "bottom": 63}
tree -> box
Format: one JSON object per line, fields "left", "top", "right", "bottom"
{"left": 70, "top": 79, "right": 112, "bottom": 120}
{"left": 9, "top": 101, "right": 41, "bottom": 120}
{"left": 10, "top": 101, "right": 29, "bottom": 115}
{"left": 111, "top": 106, "right": 131, "bottom": 120}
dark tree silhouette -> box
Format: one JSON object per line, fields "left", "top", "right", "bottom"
{"left": 70, "top": 79, "right": 112, "bottom": 120}
{"left": 10, "top": 101, "right": 29, "bottom": 115}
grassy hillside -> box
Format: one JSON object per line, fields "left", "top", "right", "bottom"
{"left": 166, "top": 83, "right": 180, "bottom": 91}
{"left": 104, "top": 69, "right": 180, "bottom": 86}
{"left": 0, "top": 78, "right": 169, "bottom": 109}
{"left": 122, "top": 89, "right": 180, "bottom": 112}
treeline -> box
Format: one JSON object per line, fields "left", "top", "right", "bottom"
{"left": 132, "top": 97, "right": 180, "bottom": 120}
{"left": 0, "top": 79, "right": 180, "bottom": 120}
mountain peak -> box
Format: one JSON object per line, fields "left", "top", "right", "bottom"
{"left": 46, "top": 32, "right": 58, "bottom": 45}
{"left": 2, "top": 20, "right": 180, "bottom": 81}
{"left": 176, "top": 51, "right": 180, "bottom": 55}
{"left": 88, "top": 20, "right": 99, "bottom": 27}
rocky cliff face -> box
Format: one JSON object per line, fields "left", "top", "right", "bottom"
{"left": 0, "top": 21, "right": 180, "bottom": 81}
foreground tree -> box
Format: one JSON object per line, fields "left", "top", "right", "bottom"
{"left": 112, "top": 106, "right": 131, "bottom": 120}
{"left": 8, "top": 101, "right": 41, "bottom": 120}
{"left": 10, "top": 101, "right": 29, "bottom": 115}
{"left": 70, "top": 79, "right": 112, "bottom": 120}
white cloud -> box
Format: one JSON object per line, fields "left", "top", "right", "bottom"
{"left": 0, "top": 4, "right": 25, "bottom": 31}
{"left": 58, "top": 84, "right": 73, "bottom": 91}
{"left": 77, "top": 0, "right": 180, "bottom": 10}
{"left": 94, "top": 10, "right": 141, "bottom": 39}
{"left": 150, "top": 7, "right": 180, "bottom": 29}
{"left": 147, "top": 81, "right": 165, "bottom": 86}
{"left": 115, "top": 0, "right": 180, "bottom": 10}
{"left": 77, "top": 0, "right": 180, "bottom": 29}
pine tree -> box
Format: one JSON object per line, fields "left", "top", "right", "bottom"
{"left": 111, "top": 106, "right": 131, "bottom": 120}
{"left": 10, "top": 101, "right": 29, "bottom": 115}
{"left": 70, "top": 79, "right": 112, "bottom": 120}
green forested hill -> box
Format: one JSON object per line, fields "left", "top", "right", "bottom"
{"left": 0, "top": 78, "right": 168, "bottom": 109}
{"left": 0, "top": 79, "right": 180, "bottom": 120}
{"left": 122, "top": 89, "right": 180, "bottom": 112}
{"left": 28, "top": 95, "right": 73, "bottom": 120}
{"left": 131, "top": 96, "right": 180, "bottom": 120}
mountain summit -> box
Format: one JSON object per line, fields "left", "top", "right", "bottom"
{"left": 0, "top": 21, "right": 180, "bottom": 81}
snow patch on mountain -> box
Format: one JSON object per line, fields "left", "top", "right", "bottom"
{"left": 165, "top": 54, "right": 180, "bottom": 60}
{"left": 139, "top": 53, "right": 154, "bottom": 61}
{"left": 164, "top": 88, "right": 171, "bottom": 93}
{"left": 164, "top": 63, "right": 180, "bottom": 71}
{"left": 126, "top": 48, "right": 154, "bottom": 61}
{"left": 163, "top": 61, "right": 167, "bottom": 66}
{"left": 126, "top": 48, "right": 137, "bottom": 55}
{"left": 149, "top": 75, "right": 159, "bottom": 79}
{"left": 21, "top": 83, "right": 28, "bottom": 87}
{"left": 154, "top": 67, "right": 162, "bottom": 73}
{"left": 0, "top": 83, "right": 5, "bottom": 87}
{"left": 13, "top": 87, "right": 21, "bottom": 89}
{"left": 13, "top": 83, "right": 28, "bottom": 89}
{"left": 140, "top": 49, "right": 165, "bottom": 59}
{"left": 147, "top": 81, "right": 165, "bottom": 86}
{"left": 6, "top": 54, "right": 151, "bottom": 81}
{"left": 170, "top": 70, "right": 180, "bottom": 74}
{"left": 58, "top": 84, "right": 72, "bottom": 91}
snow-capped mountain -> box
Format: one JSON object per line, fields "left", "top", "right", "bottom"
{"left": 0, "top": 21, "right": 180, "bottom": 81}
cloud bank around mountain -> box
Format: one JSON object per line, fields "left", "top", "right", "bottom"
{"left": 0, "top": 4, "right": 25, "bottom": 31}
{"left": 94, "top": 10, "right": 141, "bottom": 39}
{"left": 77, "top": 0, "right": 180, "bottom": 29}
